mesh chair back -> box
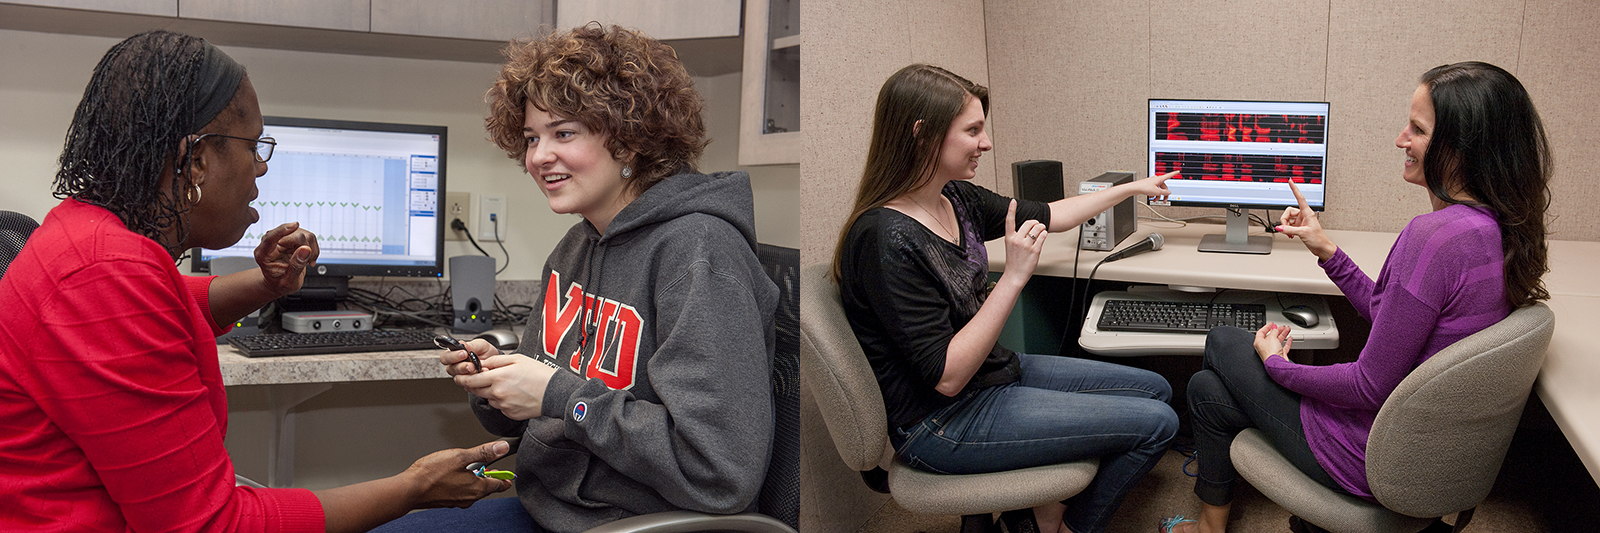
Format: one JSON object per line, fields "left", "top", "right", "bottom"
{"left": 1367, "top": 302, "right": 1554, "bottom": 517}
{"left": 797, "top": 263, "right": 890, "bottom": 471}
{"left": 1, "top": 210, "right": 40, "bottom": 280}
{"left": 755, "top": 244, "right": 800, "bottom": 530}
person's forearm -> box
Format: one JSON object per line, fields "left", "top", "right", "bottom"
{"left": 936, "top": 272, "right": 1026, "bottom": 396}
{"left": 207, "top": 269, "right": 284, "bottom": 327}
{"left": 1045, "top": 182, "right": 1142, "bottom": 233}
{"left": 312, "top": 474, "right": 422, "bottom": 533}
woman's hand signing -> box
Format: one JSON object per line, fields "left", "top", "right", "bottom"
{"left": 1275, "top": 181, "right": 1338, "bottom": 261}
{"left": 443, "top": 339, "right": 559, "bottom": 421}
{"left": 1001, "top": 199, "right": 1047, "bottom": 286}
{"left": 254, "top": 222, "right": 319, "bottom": 297}
{"left": 1254, "top": 323, "right": 1294, "bottom": 363}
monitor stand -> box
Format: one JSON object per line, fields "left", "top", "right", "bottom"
{"left": 1198, "top": 208, "right": 1273, "bottom": 254}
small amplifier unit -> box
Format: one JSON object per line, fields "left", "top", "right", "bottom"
{"left": 1079, "top": 171, "right": 1137, "bottom": 251}
{"left": 282, "top": 310, "right": 374, "bottom": 333}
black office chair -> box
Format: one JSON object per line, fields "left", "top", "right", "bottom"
{"left": 577, "top": 243, "right": 800, "bottom": 533}
{"left": 1, "top": 210, "right": 40, "bottom": 280}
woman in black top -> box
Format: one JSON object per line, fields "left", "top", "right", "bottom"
{"left": 833, "top": 64, "right": 1178, "bottom": 533}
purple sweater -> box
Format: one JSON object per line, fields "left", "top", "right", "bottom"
{"left": 1264, "top": 204, "right": 1510, "bottom": 501}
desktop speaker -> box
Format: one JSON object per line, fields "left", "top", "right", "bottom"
{"left": 1079, "top": 171, "right": 1136, "bottom": 251}
{"left": 1012, "top": 160, "right": 1065, "bottom": 203}
{"left": 211, "top": 256, "right": 261, "bottom": 343}
{"left": 450, "top": 255, "right": 495, "bottom": 334}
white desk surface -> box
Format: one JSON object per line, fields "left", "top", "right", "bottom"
{"left": 989, "top": 221, "right": 1600, "bottom": 481}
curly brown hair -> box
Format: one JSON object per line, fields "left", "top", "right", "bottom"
{"left": 485, "top": 23, "right": 707, "bottom": 193}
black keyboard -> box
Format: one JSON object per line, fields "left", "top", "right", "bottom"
{"left": 1097, "top": 299, "right": 1267, "bottom": 334}
{"left": 229, "top": 329, "right": 438, "bottom": 357}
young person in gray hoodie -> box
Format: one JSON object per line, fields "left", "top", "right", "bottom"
{"left": 373, "top": 24, "right": 779, "bottom": 533}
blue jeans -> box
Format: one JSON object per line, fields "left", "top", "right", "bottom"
{"left": 890, "top": 353, "right": 1178, "bottom": 533}
{"left": 368, "top": 497, "right": 541, "bottom": 533}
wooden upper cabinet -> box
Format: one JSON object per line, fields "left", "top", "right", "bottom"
{"left": 555, "top": 0, "right": 741, "bottom": 41}
{"left": 179, "top": 0, "right": 369, "bottom": 32}
{"left": 372, "top": 0, "right": 554, "bottom": 42}
{"left": 4, "top": 0, "right": 174, "bottom": 16}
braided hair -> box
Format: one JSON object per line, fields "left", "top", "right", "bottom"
{"left": 52, "top": 30, "right": 245, "bottom": 258}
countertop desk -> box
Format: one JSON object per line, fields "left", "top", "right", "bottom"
{"left": 988, "top": 222, "right": 1600, "bottom": 482}
{"left": 219, "top": 342, "right": 456, "bottom": 487}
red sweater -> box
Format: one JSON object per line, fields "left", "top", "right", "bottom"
{"left": 0, "top": 199, "right": 324, "bottom": 532}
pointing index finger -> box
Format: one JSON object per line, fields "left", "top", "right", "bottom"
{"left": 1287, "top": 180, "right": 1311, "bottom": 213}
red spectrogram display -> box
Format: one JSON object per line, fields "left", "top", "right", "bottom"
{"left": 1154, "top": 152, "right": 1323, "bottom": 184}
{"left": 1157, "top": 112, "right": 1326, "bottom": 144}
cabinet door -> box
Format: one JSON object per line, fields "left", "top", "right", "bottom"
{"left": 5, "top": 0, "right": 175, "bottom": 16}
{"left": 739, "top": 0, "right": 799, "bottom": 165}
{"left": 555, "top": 0, "right": 740, "bottom": 41}
{"left": 371, "top": 0, "right": 554, "bottom": 42}
{"left": 179, "top": 0, "right": 369, "bottom": 32}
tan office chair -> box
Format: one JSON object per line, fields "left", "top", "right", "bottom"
{"left": 1231, "top": 302, "right": 1555, "bottom": 533}
{"left": 799, "top": 263, "right": 1098, "bottom": 528}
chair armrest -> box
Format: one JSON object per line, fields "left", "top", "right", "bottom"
{"left": 581, "top": 511, "right": 797, "bottom": 533}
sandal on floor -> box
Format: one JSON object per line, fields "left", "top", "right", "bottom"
{"left": 997, "top": 509, "right": 1040, "bottom": 533}
{"left": 1159, "top": 515, "right": 1197, "bottom": 533}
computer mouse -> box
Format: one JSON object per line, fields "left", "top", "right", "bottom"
{"left": 473, "top": 329, "right": 520, "bottom": 351}
{"left": 1282, "top": 305, "right": 1319, "bottom": 328}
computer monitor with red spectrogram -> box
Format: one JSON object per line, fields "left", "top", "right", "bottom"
{"left": 1146, "top": 99, "right": 1329, "bottom": 253}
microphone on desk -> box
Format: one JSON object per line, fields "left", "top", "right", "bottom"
{"left": 1104, "top": 233, "right": 1164, "bottom": 263}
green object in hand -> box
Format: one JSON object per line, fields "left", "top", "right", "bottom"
{"left": 480, "top": 469, "right": 516, "bottom": 480}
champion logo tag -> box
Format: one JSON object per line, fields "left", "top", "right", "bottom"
{"left": 572, "top": 401, "right": 587, "bottom": 422}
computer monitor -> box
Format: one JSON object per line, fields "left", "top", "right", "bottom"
{"left": 191, "top": 116, "right": 447, "bottom": 299}
{"left": 1145, "top": 99, "right": 1330, "bottom": 254}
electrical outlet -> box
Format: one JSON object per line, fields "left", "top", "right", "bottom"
{"left": 445, "top": 192, "right": 472, "bottom": 241}
{"left": 478, "top": 194, "right": 507, "bottom": 242}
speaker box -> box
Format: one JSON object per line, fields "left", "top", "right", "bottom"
{"left": 1078, "top": 171, "right": 1137, "bottom": 251}
{"left": 450, "top": 255, "right": 495, "bottom": 334}
{"left": 211, "top": 256, "right": 261, "bottom": 342}
{"left": 1012, "top": 160, "right": 1065, "bottom": 203}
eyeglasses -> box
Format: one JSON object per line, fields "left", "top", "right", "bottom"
{"left": 195, "top": 133, "right": 276, "bottom": 163}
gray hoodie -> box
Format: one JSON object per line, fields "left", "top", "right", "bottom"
{"left": 473, "top": 170, "right": 779, "bottom": 533}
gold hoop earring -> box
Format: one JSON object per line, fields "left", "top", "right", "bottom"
{"left": 187, "top": 185, "right": 203, "bottom": 206}
{"left": 621, "top": 166, "right": 633, "bottom": 179}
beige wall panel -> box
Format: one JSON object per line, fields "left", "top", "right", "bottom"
{"left": 905, "top": 0, "right": 998, "bottom": 193}
{"left": 1322, "top": 1, "right": 1522, "bottom": 232}
{"left": 1145, "top": 0, "right": 1329, "bottom": 223}
{"left": 1150, "top": 0, "right": 1328, "bottom": 101}
{"left": 800, "top": 0, "right": 990, "bottom": 265}
{"left": 984, "top": 1, "right": 1148, "bottom": 199}
{"left": 1518, "top": 0, "right": 1600, "bottom": 242}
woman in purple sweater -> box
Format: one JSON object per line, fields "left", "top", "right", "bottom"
{"left": 1162, "top": 61, "right": 1552, "bottom": 533}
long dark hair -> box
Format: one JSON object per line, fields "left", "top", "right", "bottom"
{"left": 1419, "top": 61, "right": 1551, "bottom": 307}
{"left": 52, "top": 30, "right": 237, "bottom": 258}
{"left": 830, "top": 64, "right": 988, "bottom": 281}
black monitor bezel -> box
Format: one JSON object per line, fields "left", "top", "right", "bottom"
{"left": 189, "top": 116, "right": 447, "bottom": 278}
{"left": 1147, "top": 98, "right": 1330, "bottom": 212}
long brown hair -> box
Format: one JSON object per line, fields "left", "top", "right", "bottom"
{"left": 830, "top": 64, "right": 988, "bottom": 282}
{"left": 1418, "top": 62, "right": 1551, "bottom": 307}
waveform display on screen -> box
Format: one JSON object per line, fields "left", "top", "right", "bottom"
{"left": 1155, "top": 152, "right": 1323, "bottom": 184}
{"left": 1157, "top": 112, "right": 1325, "bottom": 144}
